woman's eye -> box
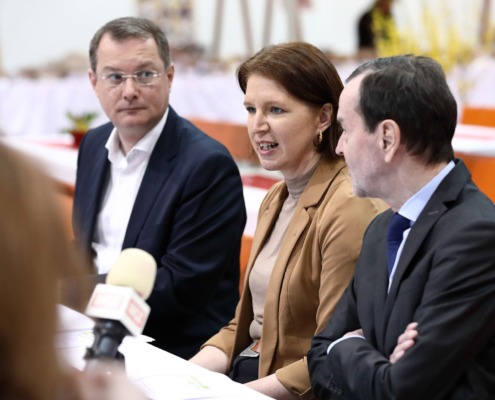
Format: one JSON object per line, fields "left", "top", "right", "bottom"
{"left": 245, "top": 106, "right": 255, "bottom": 113}
{"left": 271, "top": 107, "right": 283, "bottom": 114}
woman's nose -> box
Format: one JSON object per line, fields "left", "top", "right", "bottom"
{"left": 251, "top": 112, "right": 268, "bottom": 133}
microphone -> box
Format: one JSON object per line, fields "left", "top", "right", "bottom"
{"left": 84, "top": 248, "right": 157, "bottom": 369}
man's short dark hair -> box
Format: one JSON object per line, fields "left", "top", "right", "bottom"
{"left": 89, "top": 17, "right": 171, "bottom": 72}
{"left": 348, "top": 55, "right": 457, "bottom": 165}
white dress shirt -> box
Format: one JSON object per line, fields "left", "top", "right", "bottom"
{"left": 92, "top": 109, "right": 169, "bottom": 274}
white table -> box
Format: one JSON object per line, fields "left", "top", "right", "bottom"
{"left": 57, "top": 305, "right": 273, "bottom": 400}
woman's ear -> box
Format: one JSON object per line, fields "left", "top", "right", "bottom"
{"left": 318, "top": 103, "right": 333, "bottom": 132}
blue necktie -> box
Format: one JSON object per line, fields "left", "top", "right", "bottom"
{"left": 386, "top": 213, "right": 410, "bottom": 277}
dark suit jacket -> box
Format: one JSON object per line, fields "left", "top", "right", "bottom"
{"left": 73, "top": 107, "right": 246, "bottom": 359}
{"left": 308, "top": 160, "right": 495, "bottom": 399}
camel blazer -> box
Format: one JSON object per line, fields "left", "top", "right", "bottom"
{"left": 204, "top": 158, "right": 387, "bottom": 399}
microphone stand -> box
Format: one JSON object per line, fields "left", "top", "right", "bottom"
{"left": 84, "top": 319, "right": 127, "bottom": 372}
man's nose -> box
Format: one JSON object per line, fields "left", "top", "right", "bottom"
{"left": 122, "top": 77, "right": 139, "bottom": 99}
{"left": 335, "top": 135, "right": 344, "bottom": 156}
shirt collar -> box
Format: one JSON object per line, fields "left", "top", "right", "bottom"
{"left": 399, "top": 160, "right": 455, "bottom": 224}
{"left": 105, "top": 107, "right": 169, "bottom": 163}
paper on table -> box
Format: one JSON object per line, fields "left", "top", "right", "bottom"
{"left": 57, "top": 304, "right": 94, "bottom": 332}
{"left": 134, "top": 371, "right": 252, "bottom": 400}
{"left": 121, "top": 341, "right": 274, "bottom": 400}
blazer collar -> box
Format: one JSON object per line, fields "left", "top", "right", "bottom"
{"left": 251, "top": 158, "right": 347, "bottom": 264}
{"left": 80, "top": 127, "right": 112, "bottom": 248}
{"left": 385, "top": 159, "right": 471, "bottom": 312}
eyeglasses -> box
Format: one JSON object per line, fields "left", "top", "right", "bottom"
{"left": 97, "top": 70, "right": 162, "bottom": 87}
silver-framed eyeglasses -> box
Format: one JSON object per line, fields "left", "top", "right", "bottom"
{"left": 97, "top": 70, "right": 162, "bottom": 87}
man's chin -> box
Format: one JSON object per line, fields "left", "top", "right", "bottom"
{"left": 116, "top": 118, "right": 147, "bottom": 129}
{"left": 353, "top": 185, "right": 369, "bottom": 199}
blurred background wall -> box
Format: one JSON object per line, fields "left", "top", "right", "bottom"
{"left": 0, "top": 0, "right": 494, "bottom": 200}
{"left": 4, "top": 0, "right": 492, "bottom": 76}
{"left": 0, "top": 0, "right": 136, "bottom": 75}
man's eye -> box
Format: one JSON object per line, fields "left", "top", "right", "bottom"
{"left": 107, "top": 73, "right": 124, "bottom": 81}
{"left": 136, "top": 70, "right": 154, "bottom": 78}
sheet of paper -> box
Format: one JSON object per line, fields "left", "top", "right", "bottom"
{"left": 134, "top": 371, "right": 255, "bottom": 400}
{"left": 57, "top": 304, "right": 94, "bottom": 332}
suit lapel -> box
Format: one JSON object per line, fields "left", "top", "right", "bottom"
{"left": 122, "top": 108, "right": 180, "bottom": 248}
{"left": 387, "top": 203, "right": 445, "bottom": 298}
{"left": 383, "top": 160, "right": 471, "bottom": 334}
{"left": 81, "top": 134, "right": 112, "bottom": 248}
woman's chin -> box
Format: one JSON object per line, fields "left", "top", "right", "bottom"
{"left": 259, "top": 160, "right": 279, "bottom": 172}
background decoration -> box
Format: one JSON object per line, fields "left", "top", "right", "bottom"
{"left": 373, "top": 0, "right": 494, "bottom": 74}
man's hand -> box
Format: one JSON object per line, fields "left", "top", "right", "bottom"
{"left": 390, "top": 322, "right": 418, "bottom": 364}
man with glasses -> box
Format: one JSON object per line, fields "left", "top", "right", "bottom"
{"left": 73, "top": 17, "right": 246, "bottom": 359}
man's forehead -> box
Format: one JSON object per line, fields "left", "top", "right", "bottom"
{"left": 338, "top": 84, "right": 357, "bottom": 114}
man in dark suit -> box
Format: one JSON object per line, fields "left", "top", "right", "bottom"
{"left": 72, "top": 17, "right": 246, "bottom": 360}
{"left": 308, "top": 55, "right": 495, "bottom": 399}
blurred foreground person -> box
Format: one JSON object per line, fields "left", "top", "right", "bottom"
{"left": 0, "top": 143, "right": 146, "bottom": 400}
{"left": 308, "top": 55, "right": 495, "bottom": 399}
{"left": 190, "top": 42, "right": 386, "bottom": 399}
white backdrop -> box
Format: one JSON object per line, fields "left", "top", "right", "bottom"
{"left": 0, "top": 0, "right": 137, "bottom": 75}
{"left": 3, "top": 0, "right": 492, "bottom": 76}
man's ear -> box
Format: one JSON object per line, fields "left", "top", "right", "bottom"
{"left": 88, "top": 69, "right": 97, "bottom": 90}
{"left": 380, "top": 119, "right": 401, "bottom": 163}
{"left": 166, "top": 63, "right": 175, "bottom": 89}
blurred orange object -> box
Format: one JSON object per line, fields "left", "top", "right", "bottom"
{"left": 189, "top": 118, "right": 256, "bottom": 162}
{"left": 457, "top": 107, "right": 495, "bottom": 201}
{"left": 461, "top": 107, "right": 495, "bottom": 127}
